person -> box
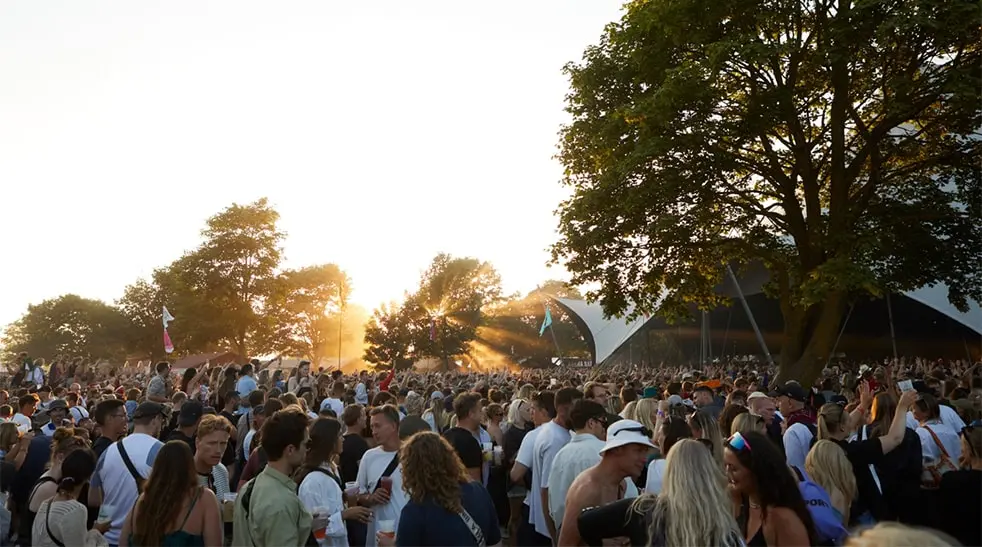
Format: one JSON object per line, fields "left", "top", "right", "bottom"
{"left": 340, "top": 405, "right": 368, "bottom": 484}
{"left": 688, "top": 408, "right": 724, "bottom": 466}
{"left": 146, "top": 362, "right": 171, "bottom": 404}
{"left": 546, "top": 399, "right": 609, "bottom": 533}
{"left": 910, "top": 393, "right": 962, "bottom": 481}
{"left": 558, "top": 419, "right": 652, "bottom": 546}
{"left": 724, "top": 431, "right": 814, "bottom": 547}
{"left": 772, "top": 383, "right": 815, "bottom": 470}
{"left": 932, "top": 420, "right": 981, "bottom": 546}
{"left": 813, "top": 389, "right": 915, "bottom": 524}
{"left": 693, "top": 384, "right": 723, "bottom": 420}
{"left": 288, "top": 361, "right": 314, "bottom": 394}
{"left": 443, "top": 393, "right": 491, "bottom": 484}
{"left": 23, "top": 429, "right": 89, "bottom": 544}
{"left": 352, "top": 405, "right": 408, "bottom": 547}
{"left": 90, "top": 400, "right": 127, "bottom": 458}
{"left": 120, "top": 441, "right": 223, "bottom": 546}
{"left": 845, "top": 522, "right": 960, "bottom": 547}
{"left": 804, "top": 440, "right": 856, "bottom": 525}
{"left": 320, "top": 382, "right": 346, "bottom": 418}
{"left": 644, "top": 414, "right": 692, "bottom": 494}
{"left": 748, "top": 392, "right": 783, "bottom": 451}
{"left": 233, "top": 407, "right": 320, "bottom": 547}
{"left": 297, "top": 417, "right": 373, "bottom": 547}
{"left": 167, "top": 401, "right": 205, "bottom": 454}
{"left": 379, "top": 432, "right": 500, "bottom": 547}
{"left": 88, "top": 402, "right": 167, "bottom": 546}
{"left": 421, "top": 392, "right": 448, "bottom": 433}
{"left": 39, "top": 400, "right": 71, "bottom": 436}
{"left": 12, "top": 394, "right": 38, "bottom": 434}
{"left": 32, "top": 448, "right": 106, "bottom": 547}
{"left": 194, "top": 414, "right": 232, "bottom": 498}
{"left": 532, "top": 387, "right": 581, "bottom": 543}
{"left": 397, "top": 393, "right": 429, "bottom": 441}
{"left": 577, "top": 439, "right": 743, "bottom": 547}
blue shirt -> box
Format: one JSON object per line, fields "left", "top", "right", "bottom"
{"left": 396, "top": 481, "right": 501, "bottom": 547}
{"left": 236, "top": 375, "right": 258, "bottom": 412}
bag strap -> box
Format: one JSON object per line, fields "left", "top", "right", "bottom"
{"left": 308, "top": 467, "right": 345, "bottom": 492}
{"left": 861, "top": 425, "right": 883, "bottom": 494}
{"left": 458, "top": 507, "right": 486, "bottom": 547}
{"left": 44, "top": 500, "right": 66, "bottom": 547}
{"left": 923, "top": 425, "right": 950, "bottom": 458}
{"left": 116, "top": 440, "right": 145, "bottom": 493}
{"left": 240, "top": 479, "right": 259, "bottom": 547}
{"left": 373, "top": 454, "right": 400, "bottom": 492}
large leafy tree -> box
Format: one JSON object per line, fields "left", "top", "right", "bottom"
{"left": 263, "top": 264, "right": 351, "bottom": 363}
{"left": 1, "top": 295, "right": 129, "bottom": 360}
{"left": 116, "top": 278, "right": 168, "bottom": 359}
{"left": 553, "top": 0, "right": 981, "bottom": 385}
{"left": 363, "top": 301, "right": 415, "bottom": 368}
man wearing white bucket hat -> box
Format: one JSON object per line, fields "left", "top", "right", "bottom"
{"left": 556, "top": 420, "right": 654, "bottom": 546}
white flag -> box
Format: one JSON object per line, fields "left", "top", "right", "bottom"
{"left": 162, "top": 306, "right": 176, "bottom": 328}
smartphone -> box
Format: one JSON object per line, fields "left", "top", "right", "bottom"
{"left": 898, "top": 380, "right": 914, "bottom": 392}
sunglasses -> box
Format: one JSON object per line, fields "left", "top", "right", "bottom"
{"left": 613, "top": 425, "right": 652, "bottom": 438}
{"left": 727, "top": 432, "right": 752, "bottom": 452}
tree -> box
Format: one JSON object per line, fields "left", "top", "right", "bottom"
{"left": 363, "top": 302, "right": 414, "bottom": 367}
{"left": 1, "top": 295, "right": 128, "bottom": 361}
{"left": 116, "top": 278, "right": 167, "bottom": 359}
{"left": 264, "top": 264, "right": 351, "bottom": 363}
{"left": 552, "top": 0, "right": 981, "bottom": 385}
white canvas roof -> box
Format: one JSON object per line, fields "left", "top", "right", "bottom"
{"left": 551, "top": 283, "right": 981, "bottom": 365}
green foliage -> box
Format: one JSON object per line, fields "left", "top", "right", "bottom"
{"left": 552, "top": 0, "right": 981, "bottom": 379}
{"left": 1, "top": 295, "right": 129, "bottom": 361}
{"left": 263, "top": 264, "right": 351, "bottom": 362}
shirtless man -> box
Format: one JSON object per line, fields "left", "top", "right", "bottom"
{"left": 558, "top": 419, "right": 654, "bottom": 547}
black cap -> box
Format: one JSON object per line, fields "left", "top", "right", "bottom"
{"left": 178, "top": 401, "right": 204, "bottom": 427}
{"left": 132, "top": 402, "right": 166, "bottom": 420}
{"left": 770, "top": 382, "right": 808, "bottom": 403}
{"left": 47, "top": 399, "right": 69, "bottom": 412}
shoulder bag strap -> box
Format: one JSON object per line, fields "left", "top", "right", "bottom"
{"left": 309, "top": 467, "right": 345, "bottom": 492}
{"left": 861, "top": 425, "right": 883, "bottom": 494}
{"left": 240, "top": 479, "right": 259, "bottom": 547}
{"left": 458, "top": 507, "right": 486, "bottom": 547}
{"left": 116, "top": 440, "right": 145, "bottom": 493}
{"left": 923, "top": 425, "right": 950, "bottom": 458}
{"left": 373, "top": 454, "right": 400, "bottom": 492}
{"left": 44, "top": 500, "right": 66, "bottom": 547}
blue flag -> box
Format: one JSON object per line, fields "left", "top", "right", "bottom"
{"left": 539, "top": 306, "right": 553, "bottom": 336}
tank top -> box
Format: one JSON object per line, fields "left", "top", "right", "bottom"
{"left": 129, "top": 488, "right": 205, "bottom": 547}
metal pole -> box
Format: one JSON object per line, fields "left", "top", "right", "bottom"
{"left": 826, "top": 302, "right": 855, "bottom": 367}
{"left": 886, "top": 293, "right": 898, "bottom": 362}
{"left": 549, "top": 322, "right": 565, "bottom": 367}
{"left": 726, "top": 264, "right": 774, "bottom": 365}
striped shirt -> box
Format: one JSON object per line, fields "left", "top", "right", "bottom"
{"left": 32, "top": 499, "right": 89, "bottom": 547}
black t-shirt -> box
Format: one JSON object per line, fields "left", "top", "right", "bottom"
{"left": 936, "top": 469, "right": 982, "bottom": 547}
{"left": 340, "top": 433, "right": 369, "bottom": 484}
{"left": 91, "top": 436, "right": 114, "bottom": 458}
{"left": 166, "top": 430, "right": 196, "bottom": 455}
{"left": 502, "top": 424, "right": 528, "bottom": 467}
{"left": 443, "top": 427, "right": 483, "bottom": 471}
{"left": 832, "top": 436, "right": 889, "bottom": 523}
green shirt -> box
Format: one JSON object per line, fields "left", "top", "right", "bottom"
{"left": 232, "top": 465, "right": 312, "bottom": 547}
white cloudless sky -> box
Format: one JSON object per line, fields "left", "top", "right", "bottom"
{"left": 0, "top": 0, "right": 625, "bottom": 327}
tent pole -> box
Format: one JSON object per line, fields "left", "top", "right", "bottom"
{"left": 726, "top": 265, "right": 774, "bottom": 366}
{"left": 886, "top": 292, "right": 898, "bottom": 362}
{"left": 826, "top": 302, "right": 855, "bottom": 367}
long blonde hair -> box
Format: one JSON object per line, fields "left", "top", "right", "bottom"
{"left": 805, "top": 440, "right": 856, "bottom": 523}
{"left": 847, "top": 522, "right": 959, "bottom": 547}
{"left": 817, "top": 403, "right": 850, "bottom": 440}
{"left": 634, "top": 398, "right": 658, "bottom": 435}
{"left": 621, "top": 401, "right": 638, "bottom": 421}
{"left": 730, "top": 413, "right": 765, "bottom": 436}
{"left": 688, "top": 409, "right": 724, "bottom": 466}
{"left": 632, "top": 439, "right": 742, "bottom": 547}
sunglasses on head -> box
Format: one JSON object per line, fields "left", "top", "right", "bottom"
{"left": 614, "top": 425, "right": 651, "bottom": 438}
{"left": 727, "top": 431, "right": 752, "bottom": 452}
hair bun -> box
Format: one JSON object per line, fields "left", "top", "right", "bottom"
{"left": 58, "top": 476, "right": 77, "bottom": 488}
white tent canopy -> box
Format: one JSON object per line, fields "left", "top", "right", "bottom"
{"left": 551, "top": 283, "right": 981, "bottom": 365}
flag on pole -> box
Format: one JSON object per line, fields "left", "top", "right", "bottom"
{"left": 162, "top": 306, "right": 176, "bottom": 354}
{"left": 429, "top": 317, "right": 437, "bottom": 341}
{"left": 539, "top": 305, "right": 553, "bottom": 336}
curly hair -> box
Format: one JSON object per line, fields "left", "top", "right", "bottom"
{"left": 49, "top": 427, "right": 87, "bottom": 468}
{"left": 131, "top": 441, "right": 199, "bottom": 546}
{"left": 399, "top": 432, "right": 470, "bottom": 513}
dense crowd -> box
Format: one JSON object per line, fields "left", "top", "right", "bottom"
{"left": 0, "top": 353, "right": 979, "bottom": 547}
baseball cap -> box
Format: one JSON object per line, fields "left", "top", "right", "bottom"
{"left": 178, "top": 401, "right": 204, "bottom": 426}
{"left": 666, "top": 394, "right": 684, "bottom": 407}
{"left": 132, "top": 402, "right": 166, "bottom": 420}
{"left": 47, "top": 399, "right": 68, "bottom": 412}
{"left": 600, "top": 419, "right": 656, "bottom": 455}
{"left": 770, "top": 383, "right": 807, "bottom": 403}
{"left": 430, "top": 391, "right": 445, "bottom": 401}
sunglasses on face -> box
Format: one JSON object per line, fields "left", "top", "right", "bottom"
{"left": 727, "top": 432, "right": 752, "bottom": 452}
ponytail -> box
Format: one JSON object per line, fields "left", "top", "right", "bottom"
{"left": 816, "top": 403, "right": 847, "bottom": 440}
{"left": 56, "top": 476, "right": 78, "bottom": 494}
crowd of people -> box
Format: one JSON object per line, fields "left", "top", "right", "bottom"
{"left": 0, "top": 352, "right": 979, "bottom": 547}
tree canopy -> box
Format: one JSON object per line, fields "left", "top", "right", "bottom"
{"left": 1, "top": 295, "right": 129, "bottom": 360}
{"left": 552, "top": 0, "right": 981, "bottom": 384}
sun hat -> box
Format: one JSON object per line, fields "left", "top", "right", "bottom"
{"left": 600, "top": 419, "right": 656, "bottom": 455}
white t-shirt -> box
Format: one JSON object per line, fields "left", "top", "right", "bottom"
{"left": 355, "top": 383, "right": 369, "bottom": 405}
{"left": 69, "top": 405, "right": 89, "bottom": 423}
{"left": 243, "top": 430, "right": 257, "bottom": 457}
{"left": 91, "top": 433, "right": 163, "bottom": 544}
{"left": 515, "top": 427, "right": 541, "bottom": 508}
{"left": 532, "top": 421, "right": 571, "bottom": 538}
{"left": 645, "top": 459, "right": 668, "bottom": 494}
{"left": 355, "top": 447, "right": 408, "bottom": 547}
{"left": 11, "top": 413, "right": 31, "bottom": 434}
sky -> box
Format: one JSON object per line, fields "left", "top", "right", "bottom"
{"left": 0, "top": 0, "right": 626, "bottom": 328}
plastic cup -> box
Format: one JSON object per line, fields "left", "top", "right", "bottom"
{"left": 223, "top": 493, "right": 237, "bottom": 503}
{"left": 493, "top": 445, "right": 504, "bottom": 465}
{"left": 378, "top": 519, "right": 395, "bottom": 539}
{"left": 312, "top": 506, "right": 328, "bottom": 540}
{"left": 482, "top": 442, "right": 493, "bottom": 462}
{"left": 379, "top": 477, "right": 392, "bottom": 494}
{"left": 96, "top": 504, "right": 114, "bottom": 525}
{"left": 345, "top": 481, "right": 360, "bottom": 498}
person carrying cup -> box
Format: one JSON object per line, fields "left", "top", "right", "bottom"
{"left": 351, "top": 406, "right": 408, "bottom": 547}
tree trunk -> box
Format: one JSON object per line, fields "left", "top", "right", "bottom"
{"left": 775, "top": 292, "right": 847, "bottom": 388}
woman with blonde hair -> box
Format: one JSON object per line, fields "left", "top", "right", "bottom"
{"left": 377, "top": 432, "right": 500, "bottom": 547}
{"left": 846, "top": 522, "right": 959, "bottom": 547}
{"left": 23, "top": 428, "right": 88, "bottom": 540}
{"left": 688, "top": 409, "right": 724, "bottom": 466}
{"left": 731, "top": 413, "right": 766, "bottom": 436}
{"left": 422, "top": 393, "right": 449, "bottom": 433}
{"left": 577, "top": 439, "right": 743, "bottom": 546}
{"left": 805, "top": 440, "right": 856, "bottom": 525}
{"left": 633, "top": 398, "right": 658, "bottom": 438}
{"left": 620, "top": 400, "right": 638, "bottom": 421}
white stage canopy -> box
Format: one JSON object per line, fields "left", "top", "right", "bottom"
{"left": 551, "top": 283, "right": 982, "bottom": 365}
